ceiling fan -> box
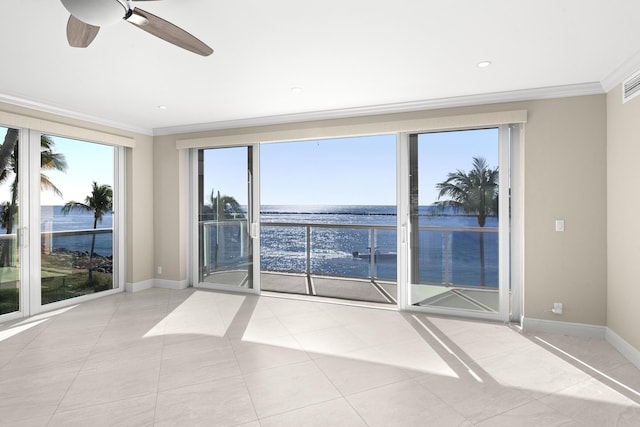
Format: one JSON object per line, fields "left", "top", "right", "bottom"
{"left": 60, "top": 0, "right": 213, "bottom": 56}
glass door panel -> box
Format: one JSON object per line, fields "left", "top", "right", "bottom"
{"left": 409, "top": 129, "right": 503, "bottom": 314}
{"left": 198, "top": 147, "right": 254, "bottom": 288}
{"left": 40, "top": 136, "right": 115, "bottom": 305}
{"left": 0, "top": 126, "right": 21, "bottom": 316}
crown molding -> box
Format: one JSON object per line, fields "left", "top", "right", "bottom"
{"left": 153, "top": 82, "right": 604, "bottom": 136}
{"left": 601, "top": 48, "right": 640, "bottom": 93}
{"left": 0, "top": 93, "right": 153, "bottom": 136}
{"left": 1, "top": 82, "right": 604, "bottom": 138}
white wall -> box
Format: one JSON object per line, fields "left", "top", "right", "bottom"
{"left": 152, "top": 135, "right": 188, "bottom": 286}
{"left": 522, "top": 95, "right": 607, "bottom": 326}
{"left": 607, "top": 85, "right": 640, "bottom": 351}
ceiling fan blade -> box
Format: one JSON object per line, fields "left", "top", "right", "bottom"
{"left": 67, "top": 15, "right": 100, "bottom": 48}
{"left": 127, "top": 8, "right": 213, "bottom": 56}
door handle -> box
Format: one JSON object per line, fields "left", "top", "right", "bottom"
{"left": 18, "top": 227, "right": 28, "bottom": 248}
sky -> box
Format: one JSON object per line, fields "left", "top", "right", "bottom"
{"left": 418, "top": 128, "right": 499, "bottom": 204}
{"left": 42, "top": 136, "right": 114, "bottom": 206}
{"left": 202, "top": 146, "right": 251, "bottom": 205}
{"left": 202, "top": 135, "right": 397, "bottom": 206}
{"left": 203, "top": 129, "right": 499, "bottom": 206}
{"left": 261, "top": 135, "right": 398, "bottom": 205}
{"left": 0, "top": 130, "right": 114, "bottom": 206}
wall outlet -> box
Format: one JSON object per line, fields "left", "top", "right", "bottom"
{"left": 157, "top": 266, "right": 162, "bottom": 275}
{"left": 552, "top": 302, "right": 563, "bottom": 315}
{"left": 555, "top": 219, "right": 565, "bottom": 232}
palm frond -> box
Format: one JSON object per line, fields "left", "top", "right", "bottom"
{"left": 61, "top": 201, "right": 91, "bottom": 215}
{"left": 434, "top": 156, "right": 499, "bottom": 226}
{"left": 62, "top": 181, "right": 113, "bottom": 225}
{"left": 40, "top": 174, "right": 64, "bottom": 198}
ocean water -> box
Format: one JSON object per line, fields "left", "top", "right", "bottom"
{"left": 0, "top": 206, "right": 113, "bottom": 257}
{"left": 208, "top": 205, "right": 500, "bottom": 288}
{"left": 42, "top": 206, "right": 113, "bottom": 256}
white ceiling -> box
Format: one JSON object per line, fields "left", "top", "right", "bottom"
{"left": 2, "top": 0, "right": 640, "bottom": 135}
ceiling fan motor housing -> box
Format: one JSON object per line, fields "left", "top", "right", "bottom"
{"left": 60, "top": 0, "right": 129, "bottom": 26}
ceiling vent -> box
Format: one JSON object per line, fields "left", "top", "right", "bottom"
{"left": 623, "top": 69, "right": 640, "bottom": 103}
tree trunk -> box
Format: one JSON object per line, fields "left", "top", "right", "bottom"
{"left": 477, "top": 215, "right": 487, "bottom": 286}
{"left": 0, "top": 228, "right": 11, "bottom": 267}
{"left": 1, "top": 206, "right": 15, "bottom": 268}
{"left": 1, "top": 179, "right": 19, "bottom": 267}
{"left": 88, "top": 217, "right": 97, "bottom": 284}
{"left": 479, "top": 232, "right": 486, "bottom": 286}
{"left": 0, "top": 129, "right": 19, "bottom": 267}
{"left": 0, "top": 128, "right": 19, "bottom": 174}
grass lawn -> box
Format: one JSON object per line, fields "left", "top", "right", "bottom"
{"left": 0, "top": 250, "right": 113, "bottom": 315}
{"left": 0, "top": 287, "right": 18, "bottom": 315}
{"left": 41, "top": 271, "right": 113, "bottom": 305}
{"left": 0, "top": 271, "right": 113, "bottom": 315}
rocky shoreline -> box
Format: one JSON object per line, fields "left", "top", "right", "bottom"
{"left": 45, "top": 247, "right": 113, "bottom": 274}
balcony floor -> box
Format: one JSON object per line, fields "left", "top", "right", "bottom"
{"left": 203, "top": 270, "right": 500, "bottom": 312}
{"left": 260, "top": 272, "right": 397, "bottom": 305}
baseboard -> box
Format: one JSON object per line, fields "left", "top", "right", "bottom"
{"left": 125, "top": 279, "right": 154, "bottom": 293}
{"left": 606, "top": 328, "right": 640, "bottom": 370}
{"left": 125, "top": 278, "right": 189, "bottom": 292}
{"left": 154, "top": 278, "right": 189, "bottom": 290}
{"left": 522, "top": 317, "right": 606, "bottom": 339}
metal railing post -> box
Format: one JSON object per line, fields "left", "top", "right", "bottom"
{"left": 203, "top": 223, "right": 209, "bottom": 274}
{"left": 444, "top": 229, "right": 450, "bottom": 285}
{"left": 370, "top": 227, "right": 375, "bottom": 281}
{"left": 306, "top": 225, "right": 311, "bottom": 277}
{"left": 240, "top": 222, "right": 245, "bottom": 257}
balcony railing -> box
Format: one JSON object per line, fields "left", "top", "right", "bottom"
{"left": 414, "top": 225, "right": 499, "bottom": 287}
{"left": 261, "top": 222, "right": 396, "bottom": 281}
{"left": 40, "top": 228, "right": 113, "bottom": 253}
{"left": 0, "top": 228, "right": 114, "bottom": 308}
{"left": 202, "top": 220, "right": 499, "bottom": 288}
{"left": 0, "top": 228, "right": 112, "bottom": 262}
{"left": 200, "top": 220, "right": 249, "bottom": 276}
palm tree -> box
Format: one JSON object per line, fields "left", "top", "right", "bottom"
{"left": 61, "top": 182, "right": 113, "bottom": 283}
{"left": 0, "top": 133, "right": 67, "bottom": 266}
{"left": 0, "top": 128, "right": 19, "bottom": 175}
{"left": 205, "top": 189, "right": 244, "bottom": 220}
{"left": 0, "top": 202, "right": 17, "bottom": 257}
{"left": 435, "top": 157, "right": 498, "bottom": 286}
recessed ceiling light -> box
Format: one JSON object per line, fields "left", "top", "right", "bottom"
{"left": 157, "top": 105, "right": 168, "bottom": 110}
{"left": 291, "top": 87, "right": 303, "bottom": 94}
{"left": 477, "top": 61, "right": 492, "bottom": 68}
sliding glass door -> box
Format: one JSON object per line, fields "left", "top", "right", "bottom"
{"left": 196, "top": 146, "right": 258, "bottom": 290}
{"left": 0, "top": 126, "right": 123, "bottom": 321}
{"left": 406, "top": 127, "right": 511, "bottom": 320}
{"left": 188, "top": 125, "right": 519, "bottom": 321}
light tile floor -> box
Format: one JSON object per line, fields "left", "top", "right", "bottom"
{"left": 1, "top": 288, "right": 640, "bottom": 426}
